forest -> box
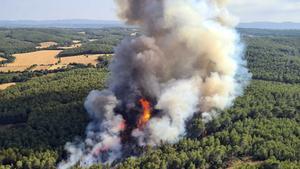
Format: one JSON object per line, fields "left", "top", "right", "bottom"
{"left": 0, "top": 28, "right": 299, "bottom": 169}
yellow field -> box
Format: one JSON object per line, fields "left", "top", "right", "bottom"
{"left": 60, "top": 54, "right": 100, "bottom": 65}
{"left": 0, "top": 57, "right": 6, "bottom": 62}
{"left": 48, "top": 65, "right": 66, "bottom": 70}
{"left": 36, "top": 42, "right": 58, "bottom": 49}
{"left": 31, "top": 65, "right": 51, "bottom": 71}
{"left": 0, "top": 83, "right": 16, "bottom": 90}
{"left": 36, "top": 54, "right": 101, "bottom": 70}
{"left": 12, "top": 50, "right": 61, "bottom": 65}
{"left": 0, "top": 50, "right": 62, "bottom": 72}
{"left": 0, "top": 50, "right": 108, "bottom": 72}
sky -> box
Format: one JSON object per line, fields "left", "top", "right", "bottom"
{"left": 1, "top": 0, "right": 300, "bottom": 22}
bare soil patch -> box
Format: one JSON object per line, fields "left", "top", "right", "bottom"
{"left": 227, "top": 157, "right": 264, "bottom": 169}
{"left": 72, "top": 40, "right": 81, "bottom": 44}
{"left": 36, "top": 41, "right": 58, "bottom": 49}
{"left": 0, "top": 83, "right": 16, "bottom": 90}
{"left": 58, "top": 43, "right": 82, "bottom": 49}
{"left": 0, "top": 57, "right": 6, "bottom": 62}
{"left": 89, "top": 39, "right": 98, "bottom": 42}
{"left": 60, "top": 54, "right": 100, "bottom": 65}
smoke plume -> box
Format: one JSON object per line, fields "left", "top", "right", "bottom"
{"left": 58, "top": 0, "right": 251, "bottom": 168}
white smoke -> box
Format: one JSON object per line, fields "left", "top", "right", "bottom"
{"left": 58, "top": 0, "right": 251, "bottom": 168}
{"left": 58, "top": 90, "right": 125, "bottom": 169}
{"left": 112, "top": 0, "right": 250, "bottom": 145}
{"left": 132, "top": 77, "right": 201, "bottom": 145}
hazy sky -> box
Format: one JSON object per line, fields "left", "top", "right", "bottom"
{"left": 1, "top": 0, "right": 300, "bottom": 22}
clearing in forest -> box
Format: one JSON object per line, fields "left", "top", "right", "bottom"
{"left": 227, "top": 157, "right": 264, "bottom": 169}
{"left": 58, "top": 43, "right": 82, "bottom": 49}
{"left": 72, "top": 40, "right": 81, "bottom": 44}
{"left": 46, "top": 54, "right": 101, "bottom": 70}
{"left": 89, "top": 39, "right": 98, "bottom": 42}
{"left": 36, "top": 42, "right": 58, "bottom": 49}
{"left": 0, "top": 57, "right": 6, "bottom": 62}
{"left": 60, "top": 54, "right": 100, "bottom": 65}
{"left": 58, "top": 40, "right": 82, "bottom": 49}
{"left": 0, "top": 83, "right": 16, "bottom": 90}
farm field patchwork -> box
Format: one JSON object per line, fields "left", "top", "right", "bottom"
{"left": 0, "top": 50, "right": 62, "bottom": 72}
{"left": 0, "top": 49, "right": 109, "bottom": 72}
{"left": 35, "top": 54, "right": 103, "bottom": 70}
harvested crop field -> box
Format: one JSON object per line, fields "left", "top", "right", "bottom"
{"left": 60, "top": 54, "right": 100, "bottom": 65}
{"left": 36, "top": 42, "right": 58, "bottom": 49}
{"left": 0, "top": 50, "right": 108, "bottom": 72}
{"left": 29, "top": 54, "right": 101, "bottom": 71}
{"left": 0, "top": 83, "right": 16, "bottom": 90}
{"left": 48, "top": 65, "right": 66, "bottom": 70}
{"left": 12, "top": 50, "right": 62, "bottom": 65}
{"left": 0, "top": 50, "right": 62, "bottom": 72}
{"left": 0, "top": 57, "right": 6, "bottom": 62}
{"left": 31, "top": 65, "right": 52, "bottom": 71}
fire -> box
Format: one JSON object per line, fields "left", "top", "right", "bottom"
{"left": 137, "top": 98, "right": 152, "bottom": 128}
{"left": 92, "top": 146, "right": 109, "bottom": 156}
{"left": 119, "top": 121, "right": 126, "bottom": 130}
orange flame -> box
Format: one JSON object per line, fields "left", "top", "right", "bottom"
{"left": 119, "top": 121, "right": 126, "bottom": 131}
{"left": 137, "top": 98, "right": 152, "bottom": 128}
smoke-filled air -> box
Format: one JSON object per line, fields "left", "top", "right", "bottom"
{"left": 58, "top": 0, "right": 251, "bottom": 168}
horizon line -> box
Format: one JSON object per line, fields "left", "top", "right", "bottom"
{"left": 0, "top": 19, "right": 299, "bottom": 24}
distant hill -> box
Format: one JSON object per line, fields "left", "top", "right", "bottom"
{"left": 238, "top": 22, "right": 300, "bottom": 30}
{"left": 0, "top": 19, "right": 125, "bottom": 28}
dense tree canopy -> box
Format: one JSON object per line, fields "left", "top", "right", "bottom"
{"left": 0, "top": 28, "right": 299, "bottom": 169}
{"left": 245, "top": 36, "right": 300, "bottom": 83}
